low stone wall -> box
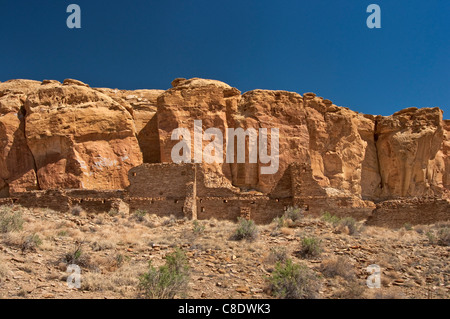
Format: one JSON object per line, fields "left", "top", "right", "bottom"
{"left": 0, "top": 162, "right": 446, "bottom": 228}
{"left": 127, "top": 197, "right": 186, "bottom": 219}
{"left": 366, "top": 197, "right": 450, "bottom": 228}
{"left": 197, "top": 196, "right": 291, "bottom": 224}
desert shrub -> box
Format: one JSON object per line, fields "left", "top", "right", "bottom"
{"left": 57, "top": 230, "right": 68, "bottom": 237}
{"left": 332, "top": 281, "right": 366, "bottom": 299}
{"left": 320, "top": 256, "right": 355, "bottom": 280}
{"left": 426, "top": 231, "right": 437, "bottom": 244}
{"left": 90, "top": 240, "right": 115, "bottom": 252}
{"left": 62, "top": 245, "right": 91, "bottom": 268}
{"left": 403, "top": 223, "right": 413, "bottom": 231}
{"left": 428, "top": 227, "right": 450, "bottom": 246}
{"left": 284, "top": 206, "right": 304, "bottom": 222}
{"left": 267, "top": 259, "right": 320, "bottom": 299}
{"left": 21, "top": 233, "right": 42, "bottom": 252}
{"left": 71, "top": 205, "right": 83, "bottom": 216}
{"left": 162, "top": 215, "right": 177, "bottom": 226}
{"left": 0, "top": 207, "right": 24, "bottom": 233}
{"left": 272, "top": 216, "right": 287, "bottom": 229}
{"left": 231, "top": 218, "right": 258, "bottom": 241}
{"left": 339, "top": 217, "right": 358, "bottom": 235}
{"left": 131, "top": 209, "right": 148, "bottom": 222}
{"left": 298, "top": 236, "right": 322, "bottom": 258}
{"left": 192, "top": 220, "right": 205, "bottom": 235}
{"left": 266, "top": 247, "right": 288, "bottom": 264}
{"left": 321, "top": 212, "right": 340, "bottom": 226}
{"left": 437, "top": 227, "right": 450, "bottom": 246}
{"left": 139, "top": 248, "right": 190, "bottom": 299}
{"left": 108, "top": 208, "right": 119, "bottom": 217}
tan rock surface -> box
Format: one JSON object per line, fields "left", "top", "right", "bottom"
{"left": 23, "top": 81, "right": 143, "bottom": 190}
{"left": 0, "top": 77, "right": 448, "bottom": 206}
{"left": 0, "top": 80, "right": 41, "bottom": 195}
{"left": 376, "top": 107, "right": 445, "bottom": 198}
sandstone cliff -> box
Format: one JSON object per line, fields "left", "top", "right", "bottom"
{"left": 0, "top": 77, "right": 448, "bottom": 204}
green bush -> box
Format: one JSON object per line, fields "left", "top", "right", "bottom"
{"left": 108, "top": 208, "right": 119, "bottom": 217}
{"left": 232, "top": 218, "right": 258, "bottom": 241}
{"left": 0, "top": 206, "right": 24, "bottom": 233}
{"left": 272, "top": 216, "right": 287, "bottom": 229}
{"left": 403, "top": 223, "right": 413, "bottom": 231}
{"left": 192, "top": 220, "right": 205, "bottom": 235}
{"left": 132, "top": 209, "right": 147, "bottom": 222}
{"left": 139, "top": 248, "right": 190, "bottom": 299}
{"left": 268, "top": 259, "right": 320, "bottom": 299}
{"left": 299, "top": 236, "right": 322, "bottom": 258}
{"left": 21, "top": 233, "right": 42, "bottom": 252}
{"left": 63, "top": 245, "right": 91, "bottom": 268}
{"left": 321, "top": 212, "right": 340, "bottom": 226}
{"left": 284, "top": 206, "right": 304, "bottom": 222}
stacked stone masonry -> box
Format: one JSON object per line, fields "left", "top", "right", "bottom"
{"left": 0, "top": 78, "right": 448, "bottom": 227}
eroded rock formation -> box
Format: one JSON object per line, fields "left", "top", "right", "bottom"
{"left": 0, "top": 77, "right": 448, "bottom": 215}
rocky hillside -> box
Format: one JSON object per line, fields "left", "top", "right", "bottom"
{"left": 0, "top": 206, "right": 448, "bottom": 299}
{"left": 0, "top": 78, "right": 448, "bottom": 202}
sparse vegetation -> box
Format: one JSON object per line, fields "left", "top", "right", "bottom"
{"left": 131, "top": 209, "right": 148, "bottom": 223}
{"left": 0, "top": 204, "right": 447, "bottom": 299}
{"left": 108, "top": 208, "right": 119, "bottom": 217}
{"left": 71, "top": 205, "right": 83, "bottom": 216}
{"left": 265, "top": 247, "right": 288, "bottom": 264}
{"left": 231, "top": 218, "right": 258, "bottom": 241}
{"left": 62, "top": 245, "right": 91, "bottom": 268}
{"left": 403, "top": 223, "right": 413, "bottom": 231}
{"left": 437, "top": 227, "right": 450, "bottom": 246}
{"left": 298, "top": 236, "right": 322, "bottom": 258}
{"left": 90, "top": 239, "right": 115, "bottom": 252}
{"left": 321, "top": 212, "right": 340, "bottom": 226}
{"left": 332, "top": 281, "right": 366, "bottom": 299}
{"left": 21, "top": 233, "right": 42, "bottom": 252}
{"left": 267, "top": 258, "right": 320, "bottom": 299}
{"left": 284, "top": 206, "right": 303, "bottom": 222}
{"left": 427, "top": 227, "right": 450, "bottom": 246}
{"left": 338, "top": 217, "right": 359, "bottom": 235}
{"left": 0, "top": 206, "right": 24, "bottom": 233}
{"left": 192, "top": 220, "right": 205, "bottom": 235}
{"left": 57, "top": 230, "right": 68, "bottom": 237}
{"left": 272, "top": 216, "right": 287, "bottom": 229}
{"left": 162, "top": 215, "right": 177, "bottom": 226}
{"left": 320, "top": 256, "right": 355, "bottom": 280}
{"left": 139, "top": 248, "right": 190, "bottom": 299}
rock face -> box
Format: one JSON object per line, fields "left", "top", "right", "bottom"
{"left": 0, "top": 80, "right": 41, "bottom": 196}
{"left": 0, "top": 77, "right": 448, "bottom": 210}
{"left": 0, "top": 79, "right": 144, "bottom": 192}
{"left": 376, "top": 107, "right": 446, "bottom": 199}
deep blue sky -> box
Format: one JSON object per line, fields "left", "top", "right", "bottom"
{"left": 0, "top": 0, "right": 449, "bottom": 117}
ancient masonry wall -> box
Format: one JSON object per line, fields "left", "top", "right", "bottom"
{"left": 2, "top": 162, "right": 448, "bottom": 227}
{"left": 290, "top": 163, "right": 375, "bottom": 220}
{"left": 366, "top": 197, "right": 450, "bottom": 228}
{"left": 13, "top": 189, "right": 126, "bottom": 214}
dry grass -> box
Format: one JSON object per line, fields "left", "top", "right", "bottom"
{"left": 320, "top": 256, "right": 356, "bottom": 280}
{"left": 82, "top": 263, "right": 142, "bottom": 294}
{"left": 0, "top": 204, "right": 447, "bottom": 299}
{"left": 332, "top": 281, "right": 367, "bottom": 299}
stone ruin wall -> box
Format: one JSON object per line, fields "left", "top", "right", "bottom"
{"left": 0, "top": 77, "right": 448, "bottom": 227}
